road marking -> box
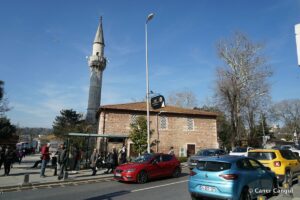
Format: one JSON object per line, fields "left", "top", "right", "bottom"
{"left": 131, "top": 180, "right": 188, "bottom": 193}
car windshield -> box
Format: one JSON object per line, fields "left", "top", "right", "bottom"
{"left": 248, "top": 152, "right": 276, "bottom": 160}
{"left": 196, "top": 150, "right": 218, "bottom": 156}
{"left": 232, "top": 147, "right": 247, "bottom": 152}
{"left": 197, "top": 161, "right": 231, "bottom": 171}
{"left": 132, "top": 154, "right": 154, "bottom": 163}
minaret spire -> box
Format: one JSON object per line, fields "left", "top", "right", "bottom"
{"left": 86, "top": 17, "right": 107, "bottom": 125}
{"left": 94, "top": 17, "right": 105, "bottom": 45}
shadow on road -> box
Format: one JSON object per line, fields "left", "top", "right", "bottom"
{"left": 84, "top": 190, "right": 131, "bottom": 200}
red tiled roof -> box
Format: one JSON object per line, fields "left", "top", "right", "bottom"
{"left": 99, "top": 102, "right": 218, "bottom": 117}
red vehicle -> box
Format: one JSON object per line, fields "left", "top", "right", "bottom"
{"left": 114, "top": 153, "right": 181, "bottom": 183}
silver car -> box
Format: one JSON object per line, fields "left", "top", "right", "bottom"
{"left": 187, "top": 148, "right": 227, "bottom": 170}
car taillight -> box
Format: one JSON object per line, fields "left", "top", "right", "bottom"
{"left": 190, "top": 171, "right": 197, "bottom": 176}
{"left": 219, "top": 174, "right": 238, "bottom": 180}
{"left": 274, "top": 161, "right": 281, "bottom": 167}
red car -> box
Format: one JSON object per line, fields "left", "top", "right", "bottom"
{"left": 114, "top": 153, "right": 181, "bottom": 183}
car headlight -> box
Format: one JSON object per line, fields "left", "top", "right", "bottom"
{"left": 124, "top": 168, "right": 136, "bottom": 172}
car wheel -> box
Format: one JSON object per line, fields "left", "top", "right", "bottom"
{"left": 172, "top": 167, "right": 181, "bottom": 178}
{"left": 137, "top": 170, "right": 148, "bottom": 184}
{"left": 239, "top": 187, "right": 251, "bottom": 200}
{"left": 284, "top": 170, "right": 293, "bottom": 187}
{"left": 190, "top": 194, "right": 202, "bottom": 200}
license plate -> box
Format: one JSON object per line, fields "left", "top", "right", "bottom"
{"left": 115, "top": 173, "right": 121, "bottom": 177}
{"left": 191, "top": 163, "right": 197, "bottom": 166}
{"left": 200, "top": 185, "right": 216, "bottom": 192}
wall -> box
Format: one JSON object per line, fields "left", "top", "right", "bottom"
{"left": 97, "top": 110, "right": 218, "bottom": 157}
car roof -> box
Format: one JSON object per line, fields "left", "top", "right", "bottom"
{"left": 197, "top": 155, "right": 245, "bottom": 163}
{"left": 197, "top": 148, "right": 223, "bottom": 151}
{"left": 248, "top": 149, "right": 278, "bottom": 153}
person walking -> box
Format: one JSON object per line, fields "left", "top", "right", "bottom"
{"left": 17, "top": 149, "right": 23, "bottom": 164}
{"left": 40, "top": 143, "right": 51, "bottom": 178}
{"left": 106, "top": 147, "right": 118, "bottom": 173}
{"left": 51, "top": 152, "right": 58, "bottom": 176}
{"left": 120, "top": 144, "right": 127, "bottom": 164}
{"left": 3, "top": 146, "right": 16, "bottom": 176}
{"left": 0, "top": 146, "right": 4, "bottom": 170}
{"left": 90, "top": 148, "right": 98, "bottom": 176}
{"left": 73, "top": 147, "right": 81, "bottom": 171}
{"left": 58, "top": 144, "right": 67, "bottom": 180}
{"left": 168, "top": 146, "right": 175, "bottom": 155}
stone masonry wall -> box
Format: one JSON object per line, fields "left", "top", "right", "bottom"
{"left": 98, "top": 111, "right": 218, "bottom": 157}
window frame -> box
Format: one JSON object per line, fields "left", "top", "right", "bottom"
{"left": 159, "top": 115, "right": 168, "bottom": 130}
{"left": 186, "top": 117, "right": 194, "bottom": 131}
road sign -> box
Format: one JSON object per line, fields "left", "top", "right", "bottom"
{"left": 151, "top": 95, "right": 165, "bottom": 109}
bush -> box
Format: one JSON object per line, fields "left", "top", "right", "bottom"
{"left": 178, "top": 157, "right": 188, "bottom": 163}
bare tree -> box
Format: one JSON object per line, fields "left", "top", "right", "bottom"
{"left": 215, "top": 32, "right": 272, "bottom": 148}
{"left": 167, "top": 89, "right": 198, "bottom": 108}
{"left": 270, "top": 99, "right": 300, "bottom": 134}
{"left": 0, "top": 80, "right": 10, "bottom": 116}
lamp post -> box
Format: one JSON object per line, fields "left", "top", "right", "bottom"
{"left": 145, "top": 13, "right": 154, "bottom": 153}
{"left": 295, "top": 23, "right": 300, "bottom": 66}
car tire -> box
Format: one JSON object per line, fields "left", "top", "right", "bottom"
{"left": 239, "top": 187, "right": 251, "bottom": 200}
{"left": 172, "top": 167, "right": 181, "bottom": 178}
{"left": 190, "top": 194, "right": 202, "bottom": 200}
{"left": 284, "top": 170, "right": 293, "bottom": 187}
{"left": 136, "top": 170, "right": 148, "bottom": 184}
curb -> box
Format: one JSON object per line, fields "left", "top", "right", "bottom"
{"left": 0, "top": 175, "right": 114, "bottom": 192}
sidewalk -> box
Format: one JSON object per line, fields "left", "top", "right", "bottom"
{"left": 0, "top": 154, "right": 113, "bottom": 191}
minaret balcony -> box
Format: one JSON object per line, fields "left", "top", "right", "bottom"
{"left": 88, "top": 55, "right": 107, "bottom": 69}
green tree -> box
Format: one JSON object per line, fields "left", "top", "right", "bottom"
{"left": 129, "top": 116, "right": 154, "bottom": 155}
{"left": 52, "top": 109, "right": 89, "bottom": 148}
{"left": 0, "top": 117, "right": 16, "bottom": 139}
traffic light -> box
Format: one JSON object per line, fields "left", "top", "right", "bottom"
{"left": 151, "top": 95, "right": 165, "bottom": 109}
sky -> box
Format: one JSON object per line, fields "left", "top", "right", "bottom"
{"left": 0, "top": 0, "right": 300, "bottom": 128}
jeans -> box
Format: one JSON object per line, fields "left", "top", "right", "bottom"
{"left": 40, "top": 160, "right": 48, "bottom": 176}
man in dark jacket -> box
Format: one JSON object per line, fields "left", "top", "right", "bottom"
{"left": 3, "top": 146, "right": 16, "bottom": 176}
{"left": 40, "top": 143, "right": 51, "bottom": 178}
{"left": 0, "top": 145, "right": 5, "bottom": 170}
{"left": 58, "top": 144, "right": 67, "bottom": 180}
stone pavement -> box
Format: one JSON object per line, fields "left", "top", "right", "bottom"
{"left": 0, "top": 154, "right": 113, "bottom": 192}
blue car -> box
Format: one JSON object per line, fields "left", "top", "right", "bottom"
{"left": 188, "top": 155, "right": 277, "bottom": 200}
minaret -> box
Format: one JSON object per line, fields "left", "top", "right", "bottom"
{"left": 86, "top": 17, "right": 107, "bottom": 125}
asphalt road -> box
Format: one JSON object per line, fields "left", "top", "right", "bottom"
{"left": 1, "top": 167, "right": 299, "bottom": 200}
{"left": 1, "top": 172, "right": 191, "bottom": 200}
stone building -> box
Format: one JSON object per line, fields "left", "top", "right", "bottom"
{"left": 96, "top": 102, "right": 218, "bottom": 157}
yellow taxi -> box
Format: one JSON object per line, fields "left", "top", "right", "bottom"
{"left": 248, "top": 149, "right": 300, "bottom": 185}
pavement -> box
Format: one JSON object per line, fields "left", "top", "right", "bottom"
{"left": 0, "top": 154, "right": 114, "bottom": 192}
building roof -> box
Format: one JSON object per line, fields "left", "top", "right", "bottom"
{"left": 99, "top": 102, "right": 218, "bottom": 117}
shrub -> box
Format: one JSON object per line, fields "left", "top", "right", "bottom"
{"left": 178, "top": 157, "right": 188, "bottom": 163}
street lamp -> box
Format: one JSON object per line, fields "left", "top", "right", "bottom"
{"left": 145, "top": 13, "right": 154, "bottom": 153}
{"left": 295, "top": 23, "right": 300, "bottom": 66}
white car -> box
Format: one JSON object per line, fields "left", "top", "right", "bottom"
{"left": 229, "top": 147, "right": 253, "bottom": 156}
{"left": 280, "top": 145, "right": 300, "bottom": 157}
